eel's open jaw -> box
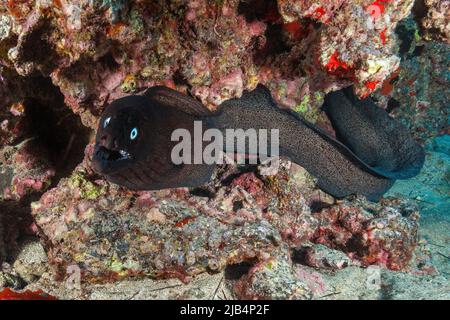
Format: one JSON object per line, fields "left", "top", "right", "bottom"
{"left": 96, "top": 146, "right": 133, "bottom": 161}
{"left": 92, "top": 145, "right": 134, "bottom": 174}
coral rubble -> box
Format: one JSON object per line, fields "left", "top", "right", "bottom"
{"left": 31, "top": 152, "right": 421, "bottom": 284}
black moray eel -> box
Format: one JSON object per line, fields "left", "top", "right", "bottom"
{"left": 92, "top": 85, "right": 424, "bottom": 201}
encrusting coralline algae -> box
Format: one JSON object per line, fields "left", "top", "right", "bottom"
{"left": 0, "top": 0, "right": 448, "bottom": 299}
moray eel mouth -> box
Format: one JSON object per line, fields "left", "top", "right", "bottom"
{"left": 92, "top": 145, "right": 134, "bottom": 174}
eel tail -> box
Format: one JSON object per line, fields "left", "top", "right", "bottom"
{"left": 213, "top": 85, "right": 424, "bottom": 201}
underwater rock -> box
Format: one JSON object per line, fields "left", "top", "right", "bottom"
{"left": 312, "top": 197, "right": 420, "bottom": 270}
{"left": 1, "top": 0, "right": 418, "bottom": 120}
{"left": 374, "top": 18, "right": 449, "bottom": 142}
{"left": 12, "top": 238, "right": 48, "bottom": 284}
{"left": 0, "top": 101, "right": 29, "bottom": 148}
{"left": 278, "top": 0, "right": 414, "bottom": 97}
{"left": 233, "top": 248, "right": 313, "bottom": 300}
{"left": 0, "top": 0, "right": 447, "bottom": 299}
{"left": 31, "top": 144, "right": 421, "bottom": 284}
{"left": 0, "top": 138, "right": 55, "bottom": 201}
{"left": 30, "top": 151, "right": 321, "bottom": 282}
{"left": 0, "top": 207, "right": 27, "bottom": 268}
{"left": 294, "top": 243, "right": 353, "bottom": 270}
{"left": 415, "top": 0, "right": 449, "bottom": 43}
{"left": 278, "top": 0, "right": 345, "bottom": 25}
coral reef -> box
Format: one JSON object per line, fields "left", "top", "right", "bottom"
{"left": 233, "top": 248, "right": 313, "bottom": 300}
{"left": 294, "top": 243, "right": 353, "bottom": 270}
{"left": 372, "top": 17, "right": 449, "bottom": 142}
{"left": 30, "top": 150, "right": 422, "bottom": 284}
{"left": 414, "top": 0, "right": 449, "bottom": 43}
{"left": 31, "top": 157, "right": 309, "bottom": 282}
{"left": 1, "top": 137, "right": 54, "bottom": 201}
{"left": 0, "top": 0, "right": 419, "bottom": 120}
{"left": 312, "top": 197, "right": 420, "bottom": 270}
{"left": 0, "top": 0, "right": 449, "bottom": 299}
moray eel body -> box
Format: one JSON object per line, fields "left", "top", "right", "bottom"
{"left": 92, "top": 85, "right": 424, "bottom": 201}
{"left": 92, "top": 92, "right": 215, "bottom": 190}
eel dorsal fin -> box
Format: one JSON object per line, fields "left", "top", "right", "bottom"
{"left": 143, "top": 86, "right": 212, "bottom": 117}
{"left": 219, "top": 84, "right": 278, "bottom": 110}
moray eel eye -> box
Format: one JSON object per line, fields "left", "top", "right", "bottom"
{"left": 130, "top": 127, "right": 138, "bottom": 140}
{"left": 104, "top": 117, "right": 111, "bottom": 128}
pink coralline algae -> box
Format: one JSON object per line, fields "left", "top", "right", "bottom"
{"left": 233, "top": 249, "right": 313, "bottom": 300}
{"left": 312, "top": 198, "right": 420, "bottom": 270}
{"left": 1, "top": 0, "right": 419, "bottom": 123}
{"left": 0, "top": 0, "right": 447, "bottom": 298}
{"left": 30, "top": 145, "right": 421, "bottom": 284}
{"left": 1, "top": 136, "right": 55, "bottom": 201}
{"left": 0, "top": 102, "right": 28, "bottom": 148}
{"left": 278, "top": 0, "right": 344, "bottom": 25}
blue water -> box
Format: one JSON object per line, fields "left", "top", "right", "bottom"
{"left": 387, "top": 134, "right": 450, "bottom": 216}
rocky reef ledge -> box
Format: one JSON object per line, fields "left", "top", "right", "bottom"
{"left": 0, "top": 1, "right": 449, "bottom": 299}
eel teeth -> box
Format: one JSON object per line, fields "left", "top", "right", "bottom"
{"left": 119, "top": 150, "right": 132, "bottom": 159}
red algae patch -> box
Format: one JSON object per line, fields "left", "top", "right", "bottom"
{"left": 0, "top": 288, "right": 57, "bottom": 300}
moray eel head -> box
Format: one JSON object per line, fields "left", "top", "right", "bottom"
{"left": 92, "top": 96, "right": 148, "bottom": 176}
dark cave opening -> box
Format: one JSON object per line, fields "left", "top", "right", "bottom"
{"left": 309, "top": 200, "right": 334, "bottom": 213}
{"left": 253, "top": 23, "right": 292, "bottom": 66}
{"left": 237, "top": 0, "right": 279, "bottom": 23}
{"left": 291, "top": 247, "right": 308, "bottom": 264}
{"left": 237, "top": 0, "right": 300, "bottom": 69}
{"left": 224, "top": 261, "right": 255, "bottom": 280}
{"left": 19, "top": 19, "right": 61, "bottom": 76}
{"left": 24, "top": 78, "right": 91, "bottom": 187}
{"left": 98, "top": 50, "right": 121, "bottom": 72}
{"left": 0, "top": 77, "right": 91, "bottom": 270}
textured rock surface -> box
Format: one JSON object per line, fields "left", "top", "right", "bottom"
{"left": 373, "top": 17, "right": 449, "bottom": 142}
{"left": 30, "top": 153, "right": 423, "bottom": 284}
{"left": 294, "top": 243, "right": 353, "bottom": 270}
{"left": 14, "top": 239, "right": 448, "bottom": 300}
{"left": 415, "top": 0, "right": 450, "bottom": 43}
{"left": 233, "top": 247, "right": 313, "bottom": 300}
{"left": 0, "top": 1, "right": 449, "bottom": 300}
{"left": 12, "top": 238, "right": 48, "bottom": 283}
{"left": 0, "top": 0, "right": 420, "bottom": 120}
{"left": 31, "top": 157, "right": 313, "bottom": 282}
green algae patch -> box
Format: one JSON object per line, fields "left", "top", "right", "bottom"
{"left": 68, "top": 172, "right": 105, "bottom": 200}
{"left": 265, "top": 261, "right": 274, "bottom": 270}
{"left": 414, "top": 29, "right": 421, "bottom": 42}
{"left": 129, "top": 9, "right": 144, "bottom": 34}
{"left": 294, "top": 94, "right": 310, "bottom": 114}
{"left": 293, "top": 92, "right": 324, "bottom": 123}
{"left": 108, "top": 256, "right": 124, "bottom": 274}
